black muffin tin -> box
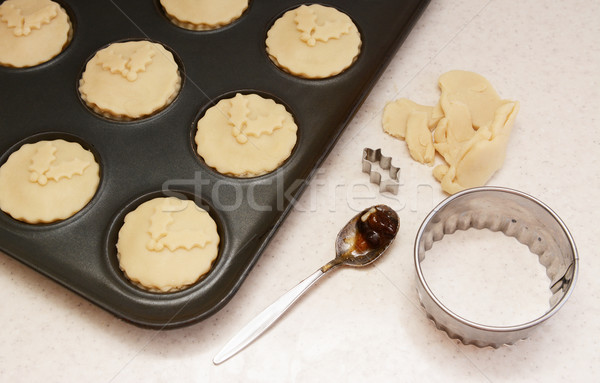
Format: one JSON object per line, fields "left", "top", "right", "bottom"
{"left": 0, "top": 0, "right": 429, "bottom": 328}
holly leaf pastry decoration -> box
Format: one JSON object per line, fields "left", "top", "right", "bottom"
{"left": 96, "top": 44, "right": 156, "bottom": 82}
{"left": 294, "top": 5, "right": 351, "bottom": 47}
{"left": 28, "top": 142, "right": 91, "bottom": 186}
{"left": 228, "top": 93, "right": 285, "bottom": 144}
{"left": 146, "top": 201, "right": 210, "bottom": 252}
{"left": 0, "top": 1, "right": 58, "bottom": 37}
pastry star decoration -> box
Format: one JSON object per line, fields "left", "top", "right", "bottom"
{"left": 0, "top": 1, "right": 58, "bottom": 37}
{"left": 96, "top": 44, "right": 156, "bottom": 81}
{"left": 294, "top": 5, "right": 351, "bottom": 47}
{"left": 228, "top": 93, "right": 285, "bottom": 144}
{"left": 28, "top": 142, "right": 90, "bottom": 186}
{"left": 146, "top": 202, "right": 210, "bottom": 252}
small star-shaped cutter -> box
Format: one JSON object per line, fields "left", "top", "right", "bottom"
{"left": 362, "top": 148, "right": 400, "bottom": 194}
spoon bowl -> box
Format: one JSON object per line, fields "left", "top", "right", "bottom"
{"left": 214, "top": 205, "right": 399, "bottom": 364}
{"left": 323, "top": 205, "right": 399, "bottom": 271}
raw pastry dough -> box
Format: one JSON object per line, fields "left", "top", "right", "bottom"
{"left": 195, "top": 93, "right": 298, "bottom": 177}
{"left": 383, "top": 70, "right": 519, "bottom": 194}
{"left": 79, "top": 40, "right": 181, "bottom": 120}
{"left": 116, "top": 197, "right": 220, "bottom": 292}
{"left": 266, "top": 4, "right": 361, "bottom": 79}
{"left": 160, "top": 0, "right": 248, "bottom": 30}
{"left": 405, "top": 111, "right": 435, "bottom": 165}
{"left": 0, "top": 0, "right": 72, "bottom": 67}
{"left": 0, "top": 139, "right": 100, "bottom": 223}
{"left": 382, "top": 98, "right": 441, "bottom": 140}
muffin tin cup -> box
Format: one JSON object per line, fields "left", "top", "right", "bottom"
{"left": 101, "top": 189, "right": 230, "bottom": 327}
{"left": 264, "top": 3, "right": 365, "bottom": 80}
{"left": 76, "top": 38, "right": 186, "bottom": 122}
{"left": 0, "top": 0, "right": 77, "bottom": 69}
{"left": 189, "top": 88, "right": 300, "bottom": 179}
{"left": 0, "top": 131, "right": 104, "bottom": 228}
{"left": 0, "top": 0, "right": 430, "bottom": 328}
{"left": 156, "top": 0, "right": 253, "bottom": 32}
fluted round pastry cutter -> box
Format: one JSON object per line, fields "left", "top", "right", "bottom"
{"left": 414, "top": 186, "right": 578, "bottom": 347}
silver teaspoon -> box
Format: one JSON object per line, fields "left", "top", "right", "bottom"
{"left": 213, "top": 205, "right": 399, "bottom": 365}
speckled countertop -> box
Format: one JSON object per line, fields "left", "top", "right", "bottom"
{"left": 1, "top": 1, "right": 599, "bottom": 382}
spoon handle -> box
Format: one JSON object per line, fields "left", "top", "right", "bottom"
{"left": 213, "top": 267, "right": 330, "bottom": 365}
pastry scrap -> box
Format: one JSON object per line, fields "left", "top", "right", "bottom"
{"left": 160, "top": 0, "right": 248, "bottom": 30}
{"left": 383, "top": 70, "right": 519, "bottom": 194}
{"left": 0, "top": 139, "right": 100, "bottom": 223}
{"left": 195, "top": 93, "right": 298, "bottom": 177}
{"left": 0, "top": 0, "right": 72, "bottom": 68}
{"left": 116, "top": 197, "right": 220, "bottom": 292}
{"left": 266, "top": 4, "right": 361, "bottom": 79}
{"left": 79, "top": 40, "right": 181, "bottom": 120}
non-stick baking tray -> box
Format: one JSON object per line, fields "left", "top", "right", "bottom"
{"left": 0, "top": 0, "right": 429, "bottom": 328}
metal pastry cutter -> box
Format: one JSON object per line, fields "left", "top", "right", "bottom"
{"left": 414, "top": 186, "right": 578, "bottom": 348}
{"left": 362, "top": 148, "right": 400, "bottom": 194}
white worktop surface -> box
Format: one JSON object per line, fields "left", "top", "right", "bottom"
{"left": 1, "top": 1, "right": 599, "bottom": 382}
